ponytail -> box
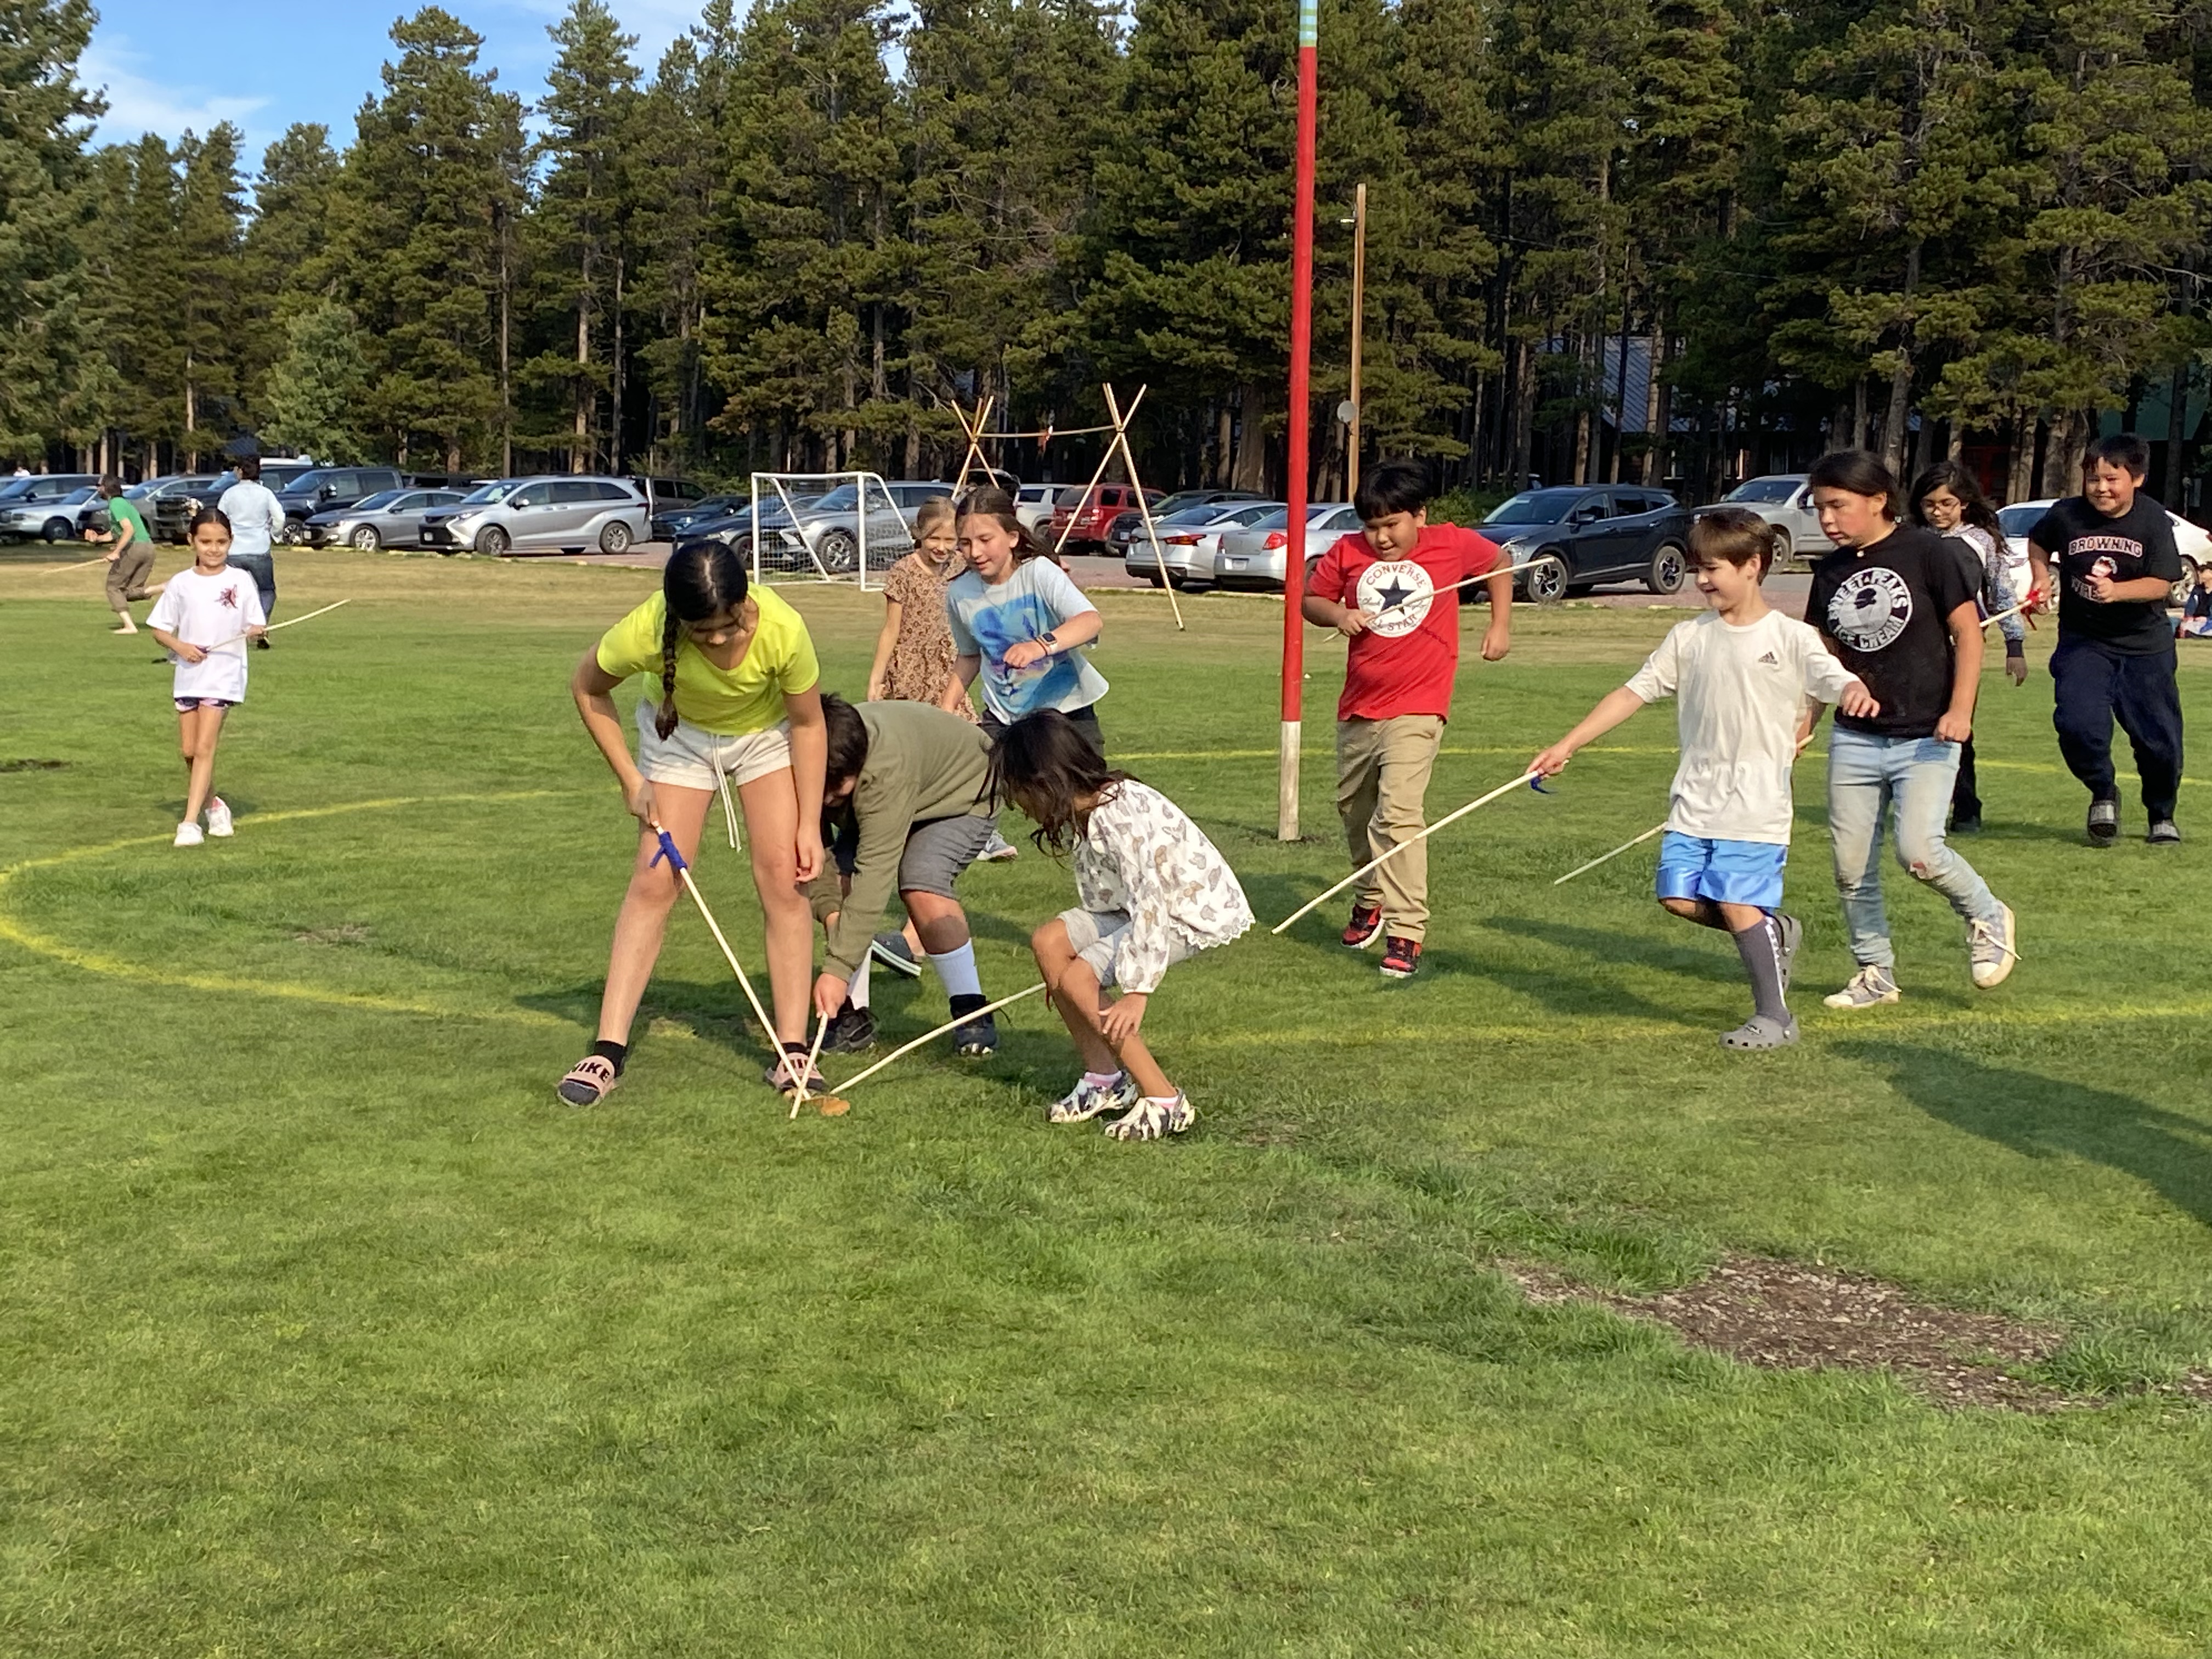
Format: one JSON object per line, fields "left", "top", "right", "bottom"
{"left": 656, "top": 538, "right": 750, "bottom": 740}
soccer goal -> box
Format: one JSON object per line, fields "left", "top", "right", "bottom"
{"left": 741, "top": 471, "right": 912, "bottom": 591}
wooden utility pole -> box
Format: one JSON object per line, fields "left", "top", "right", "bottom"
{"left": 1347, "top": 182, "right": 1366, "bottom": 498}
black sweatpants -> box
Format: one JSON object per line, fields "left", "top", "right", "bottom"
{"left": 2051, "top": 637, "right": 2185, "bottom": 819}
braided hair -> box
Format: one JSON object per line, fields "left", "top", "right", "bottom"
{"left": 657, "top": 539, "right": 751, "bottom": 740}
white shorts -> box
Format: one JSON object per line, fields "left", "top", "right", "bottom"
{"left": 1058, "top": 907, "right": 1193, "bottom": 990}
{"left": 635, "top": 702, "right": 792, "bottom": 791}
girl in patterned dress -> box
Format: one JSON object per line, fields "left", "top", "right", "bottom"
{"left": 991, "top": 710, "right": 1254, "bottom": 1142}
{"left": 866, "top": 496, "right": 972, "bottom": 715}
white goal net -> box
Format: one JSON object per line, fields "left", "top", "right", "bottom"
{"left": 739, "top": 471, "right": 915, "bottom": 590}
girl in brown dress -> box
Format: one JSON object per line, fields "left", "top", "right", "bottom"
{"left": 867, "top": 497, "right": 973, "bottom": 718}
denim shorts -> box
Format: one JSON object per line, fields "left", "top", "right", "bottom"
{"left": 1655, "top": 831, "right": 1787, "bottom": 910}
{"left": 1057, "top": 906, "right": 1193, "bottom": 989}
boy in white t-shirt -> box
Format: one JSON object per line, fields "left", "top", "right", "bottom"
{"left": 146, "top": 507, "right": 267, "bottom": 846}
{"left": 1531, "top": 509, "right": 1876, "bottom": 1048}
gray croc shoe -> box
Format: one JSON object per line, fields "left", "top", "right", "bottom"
{"left": 1720, "top": 1014, "right": 1799, "bottom": 1050}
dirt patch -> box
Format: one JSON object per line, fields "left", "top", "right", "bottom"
{"left": 292, "top": 924, "right": 373, "bottom": 945}
{"left": 0, "top": 758, "right": 68, "bottom": 772}
{"left": 1510, "top": 1254, "right": 2084, "bottom": 1411}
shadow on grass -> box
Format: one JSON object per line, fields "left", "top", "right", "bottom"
{"left": 1483, "top": 913, "right": 1746, "bottom": 989}
{"left": 1838, "top": 1040, "right": 2212, "bottom": 1229}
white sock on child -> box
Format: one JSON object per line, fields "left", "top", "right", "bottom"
{"left": 928, "top": 941, "right": 983, "bottom": 1000}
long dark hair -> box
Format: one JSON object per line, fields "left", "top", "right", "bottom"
{"left": 988, "top": 711, "right": 1126, "bottom": 853}
{"left": 657, "top": 539, "right": 750, "bottom": 740}
{"left": 1907, "top": 460, "right": 2000, "bottom": 536}
{"left": 957, "top": 485, "right": 1051, "bottom": 565}
{"left": 1805, "top": 449, "right": 1900, "bottom": 520}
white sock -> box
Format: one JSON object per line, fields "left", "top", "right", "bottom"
{"left": 847, "top": 956, "right": 872, "bottom": 1009}
{"left": 927, "top": 941, "right": 983, "bottom": 1000}
{"left": 1083, "top": 1069, "right": 1124, "bottom": 1088}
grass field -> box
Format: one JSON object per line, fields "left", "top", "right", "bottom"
{"left": 5, "top": 543, "right": 2212, "bottom": 1655}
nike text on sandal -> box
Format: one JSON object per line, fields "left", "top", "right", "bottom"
{"left": 1720, "top": 1014, "right": 1798, "bottom": 1050}
{"left": 870, "top": 933, "right": 923, "bottom": 977}
{"left": 1047, "top": 1073, "right": 1139, "bottom": 1124}
{"left": 2087, "top": 799, "right": 2119, "bottom": 846}
{"left": 557, "top": 1054, "right": 619, "bottom": 1107}
{"left": 1822, "top": 965, "right": 1900, "bottom": 1009}
{"left": 1105, "top": 1092, "right": 1197, "bottom": 1142}
{"left": 1968, "top": 904, "right": 2019, "bottom": 990}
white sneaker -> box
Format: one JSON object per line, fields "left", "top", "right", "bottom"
{"left": 978, "top": 829, "right": 1020, "bottom": 862}
{"left": 173, "top": 821, "right": 205, "bottom": 847}
{"left": 205, "top": 796, "right": 234, "bottom": 838}
{"left": 1968, "top": 904, "right": 2018, "bottom": 989}
{"left": 1822, "top": 964, "right": 1900, "bottom": 1009}
{"left": 1105, "top": 1092, "right": 1197, "bottom": 1142}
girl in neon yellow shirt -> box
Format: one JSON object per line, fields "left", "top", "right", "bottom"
{"left": 560, "top": 541, "right": 828, "bottom": 1104}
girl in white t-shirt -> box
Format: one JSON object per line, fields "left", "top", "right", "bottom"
{"left": 146, "top": 509, "right": 267, "bottom": 847}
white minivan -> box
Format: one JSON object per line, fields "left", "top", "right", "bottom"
{"left": 418, "top": 476, "right": 650, "bottom": 556}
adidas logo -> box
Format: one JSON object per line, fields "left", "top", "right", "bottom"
{"left": 1757, "top": 651, "right": 1779, "bottom": 665}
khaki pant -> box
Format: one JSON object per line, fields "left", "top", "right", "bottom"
{"left": 1335, "top": 714, "right": 1443, "bottom": 940}
{"left": 105, "top": 543, "right": 156, "bottom": 612}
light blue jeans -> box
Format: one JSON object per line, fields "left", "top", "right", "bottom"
{"left": 1826, "top": 727, "right": 2002, "bottom": 969}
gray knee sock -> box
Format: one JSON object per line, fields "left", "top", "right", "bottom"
{"left": 1732, "top": 917, "right": 1789, "bottom": 1022}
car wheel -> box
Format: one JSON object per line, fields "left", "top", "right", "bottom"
{"left": 1769, "top": 526, "right": 1792, "bottom": 569}
{"left": 817, "top": 528, "right": 859, "bottom": 572}
{"left": 477, "top": 525, "right": 511, "bottom": 557}
{"left": 2173, "top": 555, "right": 2198, "bottom": 609}
{"left": 599, "top": 520, "right": 633, "bottom": 555}
{"left": 350, "top": 525, "right": 382, "bottom": 550}
{"left": 1646, "top": 541, "right": 1689, "bottom": 595}
{"left": 41, "top": 517, "right": 71, "bottom": 543}
{"left": 1523, "top": 552, "right": 1570, "bottom": 605}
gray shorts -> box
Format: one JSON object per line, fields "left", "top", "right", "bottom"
{"left": 1058, "top": 906, "right": 1193, "bottom": 989}
{"left": 893, "top": 814, "right": 997, "bottom": 898}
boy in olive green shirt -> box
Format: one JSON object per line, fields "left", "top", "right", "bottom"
{"left": 808, "top": 695, "right": 1002, "bottom": 1055}
{"left": 90, "top": 476, "right": 160, "bottom": 633}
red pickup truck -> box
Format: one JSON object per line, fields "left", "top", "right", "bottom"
{"left": 1047, "top": 483, "right": 1163, "bottom": 554}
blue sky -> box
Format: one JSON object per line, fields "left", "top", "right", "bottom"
{"left": 84, "top": 1, "right": 703, "bottom": 167}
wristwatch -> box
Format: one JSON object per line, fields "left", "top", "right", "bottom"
{"left": 1037, "top": 630, "right": 1060, "bottom": 653}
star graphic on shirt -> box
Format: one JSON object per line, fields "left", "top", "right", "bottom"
{"left": 1373, "top": 576, "right": 1417, "bottom": 616}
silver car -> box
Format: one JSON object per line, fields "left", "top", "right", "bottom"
{"left": 420, "top": 475, "right": 650, "bottom": 556}
{"left": 0, "top": 474, "right": 101, "bottom": 540}
{"left": 1013, "top": 483, "right": 1077, "bottom": 532}
{"left": 1699, "top": 475, "right": 1823, "bottom": 566}
{"left": 739, "top": 480, "right": 953, "bottom": 573}
{"left": 1125, "top": 501, "right": 1285, "bottom": 589}
{"left": 304, "top": 488, "right": 470, "bottom": 550}
{"left": 1211, "top": 503, "right": 1363, "bottom": 591}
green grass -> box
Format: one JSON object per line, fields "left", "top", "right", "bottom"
{"left": 5, "top": 543, "right": 2212, "bottom": 1655}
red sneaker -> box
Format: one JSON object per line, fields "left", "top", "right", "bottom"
{"left": 1342, "top": 902, "right": 1384, "bottom": 949}
{"left": 1380, "top": 935, "right": 1423, "bottom": 979}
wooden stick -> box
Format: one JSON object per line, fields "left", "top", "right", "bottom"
{"left": 1359, "top": 559, "right": 1541, "bottom": 627}
{"left": 1981, "top": 589, "right": 2044, "bottom": 629}
{"left": 832, "top": 980, "right": 1048, "bottom": 1096}
{"left": 1553, "top": 821, "right": 1667, "bottom": 885}
{"left": 788, "top": 1011, "right": 832, "bottom": 1118}
{"left": 1052, "top": 386, "right": 1148, "bottom": 556}
{"left": 950, "top": 396, "right": 994, "bottom": 501}
{"left": 651, "top": 821, "right": 781, "bottom": 1053}
{"left": 1103, "top": 382, "right": 1183, "bottom": 631}
{"left": 1272, "top": 769, "right": 1542, "bottom": 935}
{"left": 35, "top": 554, "right": 111, "bottom": 575}
{"left": 202, "top": 597, "right": 352, "bottom": 653}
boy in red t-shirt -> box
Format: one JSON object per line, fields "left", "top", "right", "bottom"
{"left": 1301, "top": 460, "right": 1514, "bottom": 978}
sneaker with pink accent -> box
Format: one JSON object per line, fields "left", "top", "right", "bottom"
{"left": 205, "top": 796, "right": 234, "bottom": 838}
{"left": 173, "top": 821, "right": 205, "bottom": 848}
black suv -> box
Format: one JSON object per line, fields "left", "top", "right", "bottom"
{"left": 273, "top": 467, "right": 405, "bottom": 538}
{"left": 1478, "top": 485, "right": 1695, "bottom": 601}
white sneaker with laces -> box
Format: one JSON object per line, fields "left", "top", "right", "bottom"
{"left": 173, "top": 821, "right": 205, "bottom": 848}
{"left": 1822, "top": 964, "right": 1899, "bottom": 1009}
{"left": 1968, "top": 904, "right": 2018, "bottom": 989}
{"left": 205, "top": 796, "right": 234, "bottom": 838}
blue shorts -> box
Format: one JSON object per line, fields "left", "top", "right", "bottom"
{"left": 1655, "top": 832, "right": 1786, "bottom": 911}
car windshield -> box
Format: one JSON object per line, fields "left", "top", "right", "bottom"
{"left": 354, "top": 490, "right": 408, "bottom": 511}
{"left": 1485, "top": 489, "right": 1585, "bottom": 525}
{"left": 0, "top": 479, "right": 37, "bottom": 503}
{"left": 1996, "top": 504, "right": 2047, "bottom": 535}
{"left": 59, "top": 486, "right": 96, "bottom": 504}
{"left": 1159, "top": 505, "right": 1233, "bottom": 526}
{"left": 1722, "top": 477, "right": 1803, "bottom": 504}
{"left": 454, "top": 482, "right": 521, "bottom": 507}
{"left": 806, "top": 485, "right": 860, "bottom": 510}
{"left": 1150, "top": 492, "right": 1220, "bottom": 517}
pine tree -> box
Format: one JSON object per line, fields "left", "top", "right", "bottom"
{"left": 239, "top": 123, "right": 341, "bottom": 413}
{"left": 332, "top": 7, "right": 527, "bottom": 469}
{"left": 0, "top": 0, "right": 100, "bottom": 463}
{"left": 531, "top": 0, "right": 641, "bottom": 472}
{"left": 261, "top": 301, "right": 371, "bottom": 462}
{"left": 629, "top": 27, "right": 722, "bottom": 471}
{"left": 174, "top": 122, "right": 247, "bottom": 456}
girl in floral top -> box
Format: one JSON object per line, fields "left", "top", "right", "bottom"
{"left": 867, "top": 496, "right": 972, "bottom": 717}
{"left": 991, "top": 710, "right": 1253, "bottom": 1142}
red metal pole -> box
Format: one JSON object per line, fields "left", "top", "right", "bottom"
{"left": 1278, "top": 0, "right": 1318, "bottom": 842}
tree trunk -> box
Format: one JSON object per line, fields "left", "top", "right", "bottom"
{"left": 2040, "top": 409, "right": 2087, "bottom": 498}
{"left": 1641, "top": 327, "right": 1666, "bottom": 483}
{"left": 574, "top": 289, "right": 592, "bottom": 474}
{"left": 497, "top": 202, "right": 513, "bottom": 477}
{"left": 2007, "top": 415, "right": 2036, "bottom": 503}
{"left": 612, "top": 253, "right": 625, "bottom": 475}
{"left": 2168, "top": 365, "right": 2188, "bottom": 506}
{"left": 1851, "top": 378, "right": 1870, "bottom": 452}
{"left": 1879, "top": 241, "right": 1921, "bottom": 477}
{"left": 1509, "top": 337, "right": 1536, "bottom": 484}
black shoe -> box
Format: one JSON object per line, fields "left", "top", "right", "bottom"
{"left": 1950, "top": 815, "right": 1982, "bottom": 834}
{"left": 2087, "top": 799, "right": 2119, "bottom": 847}
{"left": 951, "top": 1012, "right": 998, "bottom": 1056}
{"left": 2149, "top": 818, "right": 2182, "bottom": 845}
{"left": 255, "top": 636, "right": 270, "bottom": 651}
{"left": 824, "top": 1002, "right": 877, "bottom": 1053}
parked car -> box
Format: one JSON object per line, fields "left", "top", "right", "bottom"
{"left": 1048, "top": 483, "right": 1163, "bottom": 554}
{"left": 303, "top": 487, "right": 471, "bottom": 550}
{"left": 1699, "top": 474, "right": 1823, "bottom": 567}
{"left": 1013, "top": 483, "right": 1078, "bottom": 533}
{"left": 698, "top": 479, "right": 953, "bottom": 572}
{"left": 1998, "top": 498, "right": 2212, "bottom": 608}
{"left": 0, "top": 473, "right": 100, "bottom": 540}
{"left": 416, "top": 475, "right": 649, "bottom": 556}
{"left": 270, "top": 466, "right": 405, "bottom": 537}
{"left": 1212, "top": 503, "right": 1363, "bottom": 592}
{"left": 627, "top": 476, "right": 709, "bottom": 520}
{"left": 1124, "top": 500, "right": 1285, "bottom": 589}
{"left": 651, "top": 493, "right": 749, "bottom": 544}
{"left": 1482, "top": 485, "right": 1694, "bottom": 601}
{"left": 1104, "top": 489, "right": 1269, "bottom": 558}
{"left": 140, "top": 475, "right": 228, "bottom": 543}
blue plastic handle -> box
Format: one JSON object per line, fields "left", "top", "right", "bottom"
{"left": 650, "top": 828, "right": 689, "bottom": 873}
